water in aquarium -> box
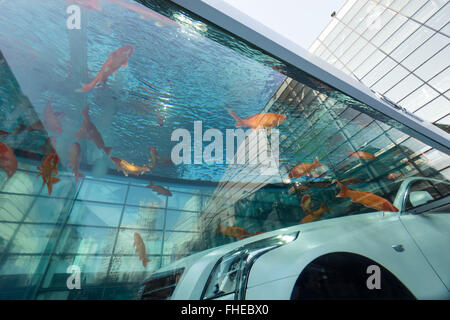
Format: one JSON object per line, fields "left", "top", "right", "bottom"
{"left": 0, "top": 0, "right": 449, "bottom": 299}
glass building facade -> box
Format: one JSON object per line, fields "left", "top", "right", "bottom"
{"left": 0, "top": 0, "right": 448, "bottom": 300}
{"left": 309, "top": 0, "right": 450, "bottom": 133}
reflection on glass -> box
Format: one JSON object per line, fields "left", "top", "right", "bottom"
{"left": 0, "top": 0, "right": 448, "bottom": 301}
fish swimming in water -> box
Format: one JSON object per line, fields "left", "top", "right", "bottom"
{"left": 289, "top": 157, "right": 324, "bottom": 179}
{"left": 37, "top": 153, "right": 60, "bottom": 195}
{"left": 111, "top": 156, "right": 149, "bottom": 176}
{"left": 38, "top": 137, "right": 57, "bottom": 156}
{"left": 388, "top": 172, "right": 403, "bottom": 180}
{"left": 245, "top": 231, "right": 265, "bottom": 238}
{"left": 336, "top": 181, "right": 399, "bottom": 212}
{"left": 148, "top": 146, "right": 158, "bottom": 170}
{"left": 76, "top": 105, "right": 112, "bottom": 155}
{"left": 106, "top": 0, "right": 178, "bottom": 26}
{"left": 346, "top": 149, "right": 378, "bottom": 161}
{"left": 337, "top": 177, "right": 364, "bottom": 185}
{"left": 12, "top": 120, "right": 45, "bottom": 135}
{"left": 215, "top": 223, "right": 249, "bottom": 240}
{"left": 301, "top": 194, "right": 313, "bottom": 214}
{"left": 300, "top": 202, "right": 330, "bottom": 224}
{"left": 0, "top": 130, "right": 9, "bottom": 137}
{"left": 146, "top": 181, "right": 172, "bottom": 196}
{"left": 77, "top": 45, "right": 134, "bottom": 92}
{"left": 0, "top": 142, "right": 17, "bottom": 181}
{"left": 67, "top": 142, "right": 84, "bottom": 183}
{"left": 133, "top": 232, "right": 150, "bottom": 268}
{"left": 227, "top": 109, "right": 286, "bottom": 130}
{"left": 43, "top": 100, "right": 64, "bottom": 134}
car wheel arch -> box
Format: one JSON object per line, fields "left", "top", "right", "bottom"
{"left": 290, "top": 251, "right": 416, "bottom": 299}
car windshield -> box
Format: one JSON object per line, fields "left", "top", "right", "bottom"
{"left": 0, "top": 0, "right": 448, "bottom": 299}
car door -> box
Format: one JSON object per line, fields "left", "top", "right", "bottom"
{"left": 399, "top": 179, "right": 450, "bottom": 291}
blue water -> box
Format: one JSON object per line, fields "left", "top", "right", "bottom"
{"left": 0, "top": 0, "right": 285, "bottom": 182}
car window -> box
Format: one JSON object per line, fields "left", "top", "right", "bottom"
{"left": 405, "top": 180, "right": 450, "bottom": 211}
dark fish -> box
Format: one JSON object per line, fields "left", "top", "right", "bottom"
{"left": 146, "top": 181, "right": 172, "bottom": 196}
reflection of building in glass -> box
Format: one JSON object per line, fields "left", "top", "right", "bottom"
{"left": 0, "top": 0, "right": 448, "bottom": 301}
{"left": 309, "top": 0, "right": 450, "bottom": 132}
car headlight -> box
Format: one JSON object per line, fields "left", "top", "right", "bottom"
{"left": 201, "top": 232, "right": 299, "bottom": 300}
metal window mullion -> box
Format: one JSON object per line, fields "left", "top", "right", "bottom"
{"left": 101, "top": 181, "right": 131, "bottom": 298}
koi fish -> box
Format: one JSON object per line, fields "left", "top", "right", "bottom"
{"left": 111, "top": 156, "right": 149, "bottom": 176}
{"left": 339, "top": 177, "right": 363, "bottom": 185}
{"left": 146, "top": 181, "right": 172, "bottom": 196}
{"left": 134, "top": 232, "right": 150, "bottom": 268}
{"left": 289, "top": 157, "right": 324, "bottom": 178}
{"left": 245, "top": 231, "right": 265, "bottom": 238}
{"left": 227, "top": 109, "right": 286, "bottom": 130}
{"left": 0, "top": 130, "right": 9, "bottom": 137}
{"left": 301, "top": 194, "right": 313, "bottom": 214}
{"left": 149, "top": 146, "right": 157, "bottom": 170}
{"left": 77, "top": 45, "right": 134, "bottom": 92}
{"left": 106, "top": 0, "right": 178, "bottom": 26}
{"left": 300, "top": 202, "right": 330, "bottom": 224}
{"left": 0, "top": 142, "right": 17, "bottom": 180}
{"left": 69, "top": 0, "right": 102, "bottom": 11}
{"left": 43, "top": 100, "right": 64, "bottom": 134}
{"left": 38, "top": 137, "right": 57, "bottom": 156}
{"left": 388, "top": 172, "right": 403, "bottom": 180}
{"left": 336, "top": 181, "right": 399, "bottom": 212}
{"left": 215, "top": 223, "right": 249, "bottom": 240}
{"left": 37, "top": 153, "right": 60, "bottom": 195}
{"left": 347, "top": 149, "right": 378, "bottom": 161}
{"left": 67, "top": 142, "right": 84, "bottom": 182}
{"left": 76, "top": 105, "right": 112, "bottom": 155}
{"left": 12, "top": 120, "right": 45, "bottom": 135}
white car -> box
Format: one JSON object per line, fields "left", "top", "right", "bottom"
{"left": 138, "top": 177, "right": 450, "bottom": 300}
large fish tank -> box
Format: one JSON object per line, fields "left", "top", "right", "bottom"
{"left": 0, "top": 0, "right": 449, "bottom": 300}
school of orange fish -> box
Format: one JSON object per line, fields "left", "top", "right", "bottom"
{"left": 0, "top": 0, "right": 406, "bottom": 267}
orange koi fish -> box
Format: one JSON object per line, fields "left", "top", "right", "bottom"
{"left": 67, "top": 142, "right": 84, "bottom": 182}
{"left": 336, "top": 181, "right": 399, "bottom": 212}
{"left": 146, "top": 181, "right": 172, "bottom": 196}
{"left": 388, "top": 172, "right": 403, "bottom": 180}
{"left": 43, "top": 100, "right": 64, "bottom": 134}
{"left": 37, "top": 153, "right": 60, "bottom": 195}
{"left": 38, "top": 137, "right": 57, "bottom": 156}
{"left": 339, "top": 177, "right": 363, "bottom": 185}
{"left": 13, "top": 120, "right": 45, "bottom": 135}
{"left": 245, "top": 231, "right": 265, "bottom": 238}
{"left": 0, "top": 142, "right": 17, "bottom": 180}
{"left": 149, "top": 146, "right": 157, "bottom": 170}
{"left": 301, "top": 194, "right": 313, "bottom": 214}
{"left": 215, "top": 223, "right": 249, "bottom": 241}
{"left": 77, "top": 45, "right": 134, "bottom": 92}
{"left": 134, "top": 232, "right": 150, "bottom": 268}
{"left": 300, "top": 202, "right": 330, "bottom": 224}
{"left": 76, "top": 105, "right": 112, "bottom": 155}
{"left": 69, "top": 0, "right": 102, "bottom": 11}
{"left": 111, "top": 156, "right": 149, "bottom": 176}
{"left": 107, "top": 0, "right": 178, "bottom": 26}
{"left": 347, "top": 149, "right": 378, "bottom": 161}
{"left": 289, "top": 157, "right": 324, "bottom": 178}
{"left": 227, "top": 109, "right": 286, "bottom": 130}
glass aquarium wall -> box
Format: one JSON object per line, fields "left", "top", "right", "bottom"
{"left": 0, "top": 0, "right": 448, "bottom": 299}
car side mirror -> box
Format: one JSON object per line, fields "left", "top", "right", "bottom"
{"left": 409, "top": 191, "right": 434, "bottom": 208}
